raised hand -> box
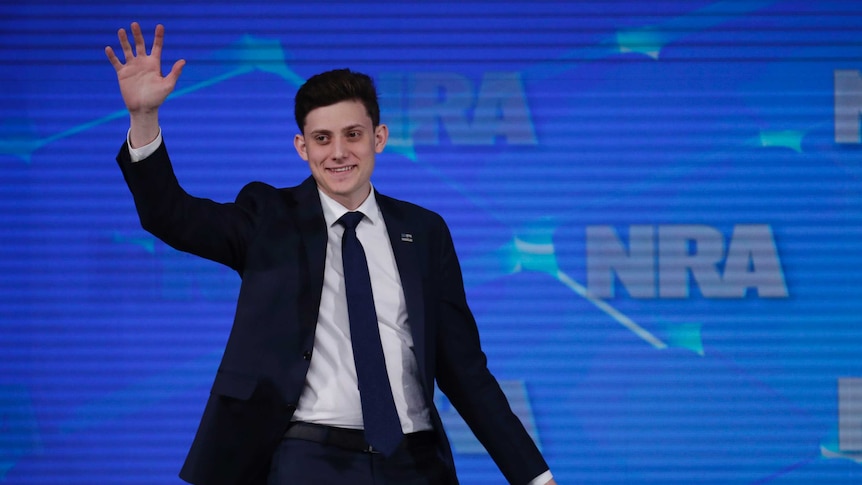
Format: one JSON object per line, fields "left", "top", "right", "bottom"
{"left": 105, "top": 22, "right": 185, "bottom": 146}
{"left": 106, "top": 22, "right": 184, "bottom": 113}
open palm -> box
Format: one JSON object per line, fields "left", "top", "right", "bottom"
{"left": 105, "top": 22, "right": 185, "bottom": 114}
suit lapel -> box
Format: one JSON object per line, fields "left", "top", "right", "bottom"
{"left": 292, "top": 177, "right": 328, "bottom": 330}
{"left": 376, "top": 192, "right": 428, "bottom": 382}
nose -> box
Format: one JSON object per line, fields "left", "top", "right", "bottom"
{"left": 331, "top": 136, "right": 347, "bottom": 161}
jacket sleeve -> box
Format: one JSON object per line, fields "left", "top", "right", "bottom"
{"left": 431, "top": 216, "right": 549, "bottom": 485}
{"left": 115, "top": 140, "right": 266, "bottom": 272}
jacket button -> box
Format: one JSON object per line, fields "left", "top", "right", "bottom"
{"left": 302, "top": 351, "right": 312, "bottom": 361}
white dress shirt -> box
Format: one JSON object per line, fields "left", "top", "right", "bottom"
{"left": 291, "top": 188, "right": 432, "bottom": 433}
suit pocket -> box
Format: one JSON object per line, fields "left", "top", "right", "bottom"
{"left": 210, "top": 369, "right": 259, "bottom": 401}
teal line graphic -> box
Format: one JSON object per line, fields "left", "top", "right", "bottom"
{"left": 822, "top": 428, "right": 862, "bottom": 464}
{"left": 520, "top": 0, "right": 777, "bottom": 82}
{"left": 112, "top": 231, "right": 156, "bottom": 254}
{"left": 555, "top": 270, "right": 666, "bottom": 350}
{"left": 1, "top": 35, "right": 304, "bottom": 163}
{"left": 658, "top": 320, "right": 704, "bottom": 356}
{"left": 758, "top": 130, "right": 805, "bottom": 153}
{"left": 616, "top": 0, "right": 777, "bottom": 60}
{"left": 461, "top": 217, "right": 670, "bottom": 350}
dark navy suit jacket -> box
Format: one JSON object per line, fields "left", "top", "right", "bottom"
{"left": 116, "top": 142, "right": 548, "bottom": 485}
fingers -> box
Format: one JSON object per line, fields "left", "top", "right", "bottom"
{"left": 108, "top": 22, "right": 177, "bottom": 78}
{"left": 109, "top": 22, "right": 162, "bottom": 68}
{"left": 151, "top": 24, "right": 165, "bottom": 58}
{"left": 104, "top": 46, "right": 123, "bottom": 72}
{"left": 131, "top": 22, "right": 146, "bottom": 57}
{"left": 117, "top": 26, "right": 133, "bottom": 61}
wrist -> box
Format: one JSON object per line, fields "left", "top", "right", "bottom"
{"left": 128, "top": 111, "right": 160, "bottom": 148}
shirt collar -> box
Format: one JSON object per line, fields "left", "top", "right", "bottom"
{"left": 318, "top": 185, "right": 382, "bottom": 229}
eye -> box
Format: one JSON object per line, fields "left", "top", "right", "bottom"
{"left": 347, "top": 131, "right": 361, "bottom": 139}
{"left": 314, "top": 134, "right": 329, "bottom": 144}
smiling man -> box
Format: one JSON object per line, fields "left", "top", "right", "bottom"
{"left": 107, "top": 22, "right": 555, "bottom": 485}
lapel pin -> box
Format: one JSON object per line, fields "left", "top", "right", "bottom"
{"left": 401, "top": 233, "right": 413, "bottom": 243}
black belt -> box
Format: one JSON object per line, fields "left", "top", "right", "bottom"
{"left": 284, "top": 422, "right": 436, "bottom": 454}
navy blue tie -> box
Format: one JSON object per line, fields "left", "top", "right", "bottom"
{"left": 338, "top": 211, "right": 403, "bottom": 455}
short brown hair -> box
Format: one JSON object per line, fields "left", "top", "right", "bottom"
{"left": 294, "top": 69, "right": 380, "bottom": 132}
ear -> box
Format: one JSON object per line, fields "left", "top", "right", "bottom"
{"left": 293, "top": 133, "right": 309, "bottom": 161}
{"left": 374, "top": 124, "right": 389, "bottom": 154}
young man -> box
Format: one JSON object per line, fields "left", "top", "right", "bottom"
{"left": 106, "top": 23, "right": 555, "bottom": 485}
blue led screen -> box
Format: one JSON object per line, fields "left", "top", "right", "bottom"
{"left": 2, "top": 1, "right": 862, "bottom": 483}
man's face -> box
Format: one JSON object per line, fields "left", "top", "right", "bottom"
{"left": 294, "top": 100, "right": 388, "bottom": 210}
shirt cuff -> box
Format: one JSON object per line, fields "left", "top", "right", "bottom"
{"left": 127, "top": 128, "right": 162, "bottom": 162}
{"left": 527, "top": 470, "right": 553, "bottom": 485}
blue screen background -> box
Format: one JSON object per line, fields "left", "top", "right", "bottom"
{"left": 2, "top": 1, "right": 862, "bottom": 483}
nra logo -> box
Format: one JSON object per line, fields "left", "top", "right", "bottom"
{"left": 835, "top": 69, "right": 862, "bottom": 144}
{"left": 586, "top": 224, "right": 788, "bottom": 299}
{"left": 379, "top": 71, "right": 536, "bottom": 147}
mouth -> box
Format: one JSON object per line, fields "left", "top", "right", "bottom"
{"left": 326, "top": 165, "right": 356, "bottom": 175}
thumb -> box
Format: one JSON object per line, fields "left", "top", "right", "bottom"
{"left": 165, "top": 58, "right": 186, "bottom": 87}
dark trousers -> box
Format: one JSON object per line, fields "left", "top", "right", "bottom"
{"left": 267, "top": 431, "right": 454, "bottom": 485}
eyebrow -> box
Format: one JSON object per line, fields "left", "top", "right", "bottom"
{"left": 308, "top": 124, "right": 366, "bottom": 137}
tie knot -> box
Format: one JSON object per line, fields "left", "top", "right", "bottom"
{"left": 338, "top": 211, "right": 365, "bottom": 231}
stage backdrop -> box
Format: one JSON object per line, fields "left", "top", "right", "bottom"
{"left": 2, "top": 1, "right": 862, "bottom": 483}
